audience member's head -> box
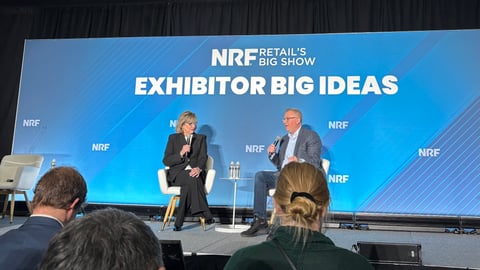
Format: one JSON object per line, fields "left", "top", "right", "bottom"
{"left": 38, "top": 208, "right": 165, "bottom": 270}
{"left": 32, "top": 166, "right": 87, "bottom": 224}
{"left": 273, "top": 162, "right": 330, "bottom": 242}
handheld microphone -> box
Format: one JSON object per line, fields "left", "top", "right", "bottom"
{"left": 184, "top": 134, "right": 193, "bottom": 157}
{"left": 269, "top": 136, "right": 281, "bottom": 160}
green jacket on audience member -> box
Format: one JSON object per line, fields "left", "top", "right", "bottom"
{"left": 224, "top": 226, "right": 374, "bottom": 270}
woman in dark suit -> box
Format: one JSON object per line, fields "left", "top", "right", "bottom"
{"left": 162, "top": 111, "right": 214, "bottom": 231}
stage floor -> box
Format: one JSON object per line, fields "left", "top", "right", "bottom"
{"left": 1, "top": 217, "right": 479, "bottom": 269}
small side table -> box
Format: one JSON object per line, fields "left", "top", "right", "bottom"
{"left": 215, "top": 177, "right": 253, "bottom": 233}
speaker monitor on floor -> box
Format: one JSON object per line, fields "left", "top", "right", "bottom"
{"left": 356, "top": 241, "right": 422, "bottom": 265}
{"left": 159, "top": 239, "right": 186, "bottom": 270}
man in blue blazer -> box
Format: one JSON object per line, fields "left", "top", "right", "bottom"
{"left": 241, "top": 108, "right": 323, "bottom": 237}
{"left": 0, "top": 166, "right": 87, "bottom": 270}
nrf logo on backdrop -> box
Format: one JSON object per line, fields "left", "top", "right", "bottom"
{"left": 211, "top": 49, "right": 258, "bottom": 67}
{"left": 23, "top": 119, "right": 40, "bottom": 127}
{"left": 418, "top": 148, "right": 440, "bottom": 157}
{"left": 92, "top": 143, "right": 110, "bottom": 152}
{"left": 211, "top": 47, "right": 314, "bottom": 67}
{"left": 328, "top": 175, "right": 349, "bottom": 184}
{"left": 245, "top": 144, "right": 265, "bottom": 153}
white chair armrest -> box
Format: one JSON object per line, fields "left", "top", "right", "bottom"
{"left": 204, "top": 169, "right": 216, "bottom": 195}
{"left": 158, "top": 169, "right": 169, "bottom": 194}
{"left": 321, "top": 158, "right": 330, "bottom": 175}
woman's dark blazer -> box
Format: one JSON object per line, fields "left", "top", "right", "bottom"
{"left": 162, "top": 133, "right": 207, "bottom": 183}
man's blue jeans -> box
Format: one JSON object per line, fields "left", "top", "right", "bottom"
{"left": 253, "top": 170, "right": 280, "bottom": 219}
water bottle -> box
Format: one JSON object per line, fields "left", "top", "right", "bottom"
{"left": 235, "top": 161, "right": 240, "bottom": 179}
{"left": 51, "top": 159, "right": 56, "bottom": 169}
{"left": 229, "top": 161, "right": 234, "bottom": 179}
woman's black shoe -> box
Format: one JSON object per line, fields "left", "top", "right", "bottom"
{"left": 173, "top": 225, "right": 182, "bottom": 231}
{"left": 206, "top": 218, "right": 215, "bottom": 225}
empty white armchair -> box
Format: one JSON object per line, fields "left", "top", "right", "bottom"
{"left": 0, "top": 154, "right": 44, "bottom": 223}
{"left": 158, "top": 155, "right": 216, "bottom": 230}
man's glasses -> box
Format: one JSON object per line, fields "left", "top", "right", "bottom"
{"left": 282, "top": 117, "right": 297, "bottom": 121}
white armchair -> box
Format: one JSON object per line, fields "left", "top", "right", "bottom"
{"left": 158, "top": 155, "right": 216, "bottom": 231}
{"left": 0, "top": 154, "right": 44, "bottom": 223}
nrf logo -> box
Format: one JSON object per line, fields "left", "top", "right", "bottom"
{"left": 92, "top": 143, "right": 110, "bottom": 151}
{"left": 211, "top": 49, "right": 258, "bottom": 66}
{"left": 418, "top": 148, "right": 440, "bottom": 157}
{"left": 245, "top": 145, "right": 265, "bottom": 153}
{"left": 23, "top": 119, "right": 40, "bottom": 127}
{"left": 328, "top": 175, "right": 349, "bottom": 184}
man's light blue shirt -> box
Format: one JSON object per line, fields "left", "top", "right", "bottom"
{"left": 282, "top": 127, "right": 301, "bottom": 168}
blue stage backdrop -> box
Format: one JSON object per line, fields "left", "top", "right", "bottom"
{"left": 13, "top": 30, "right": 479, "bottom": 217}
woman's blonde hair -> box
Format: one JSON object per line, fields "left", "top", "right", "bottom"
{"left": 175, "top": 111, "right": 197, "bottom": 133}
{"left": 273, "top": 162, "right": 330, "bottom": 243}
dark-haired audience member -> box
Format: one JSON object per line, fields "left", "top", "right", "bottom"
{"left": 39, "top": 208, "right": 165, "bottom": 270}
{"left": 0, "top": 167, "right": 87, "bottom": 270}
{"left": 225, "top": 162, "right": 374, "bottom": 270}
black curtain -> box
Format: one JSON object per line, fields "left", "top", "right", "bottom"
{"left": 0, "top": 0, "right": 479, "bottom": 156}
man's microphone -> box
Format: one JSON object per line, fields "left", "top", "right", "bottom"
{"left": 269, "top": 136, "right": 281, "bottom": 160}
